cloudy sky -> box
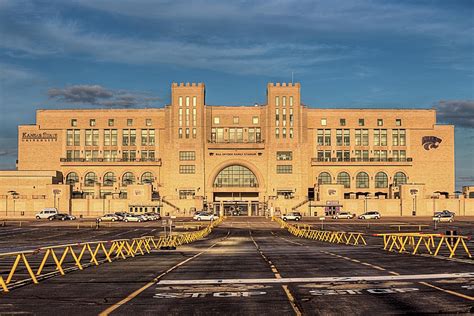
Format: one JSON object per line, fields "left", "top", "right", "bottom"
{"left": 0, "top": 0, "right": 473, "bottom": 188}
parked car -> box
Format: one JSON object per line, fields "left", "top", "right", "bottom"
{"left": 123, "top": 214, "right": 144, "bottom": 222}
{"left": 35, "top": 208, "right": 58, "bottom": 219}
{"left": 193, "top": 212, "right": 216, "bottom": 221}
{"left": 358, "top": 211, "right": 381, "bottom": 220}
{"left": 282, "top": 212, "right": 302, "bottom": 221}
{"left": 332, "top": 212, "right": 355, "bottom": 219}
{"left": 48, "top": 213, "right": 76, "bottom": 221}
{"left": 98, "top": 214, "right": 120, "bottom": 222}
{"left": 114, "top": 212, "right": 127, "bottom": 221}
{"left": 434, "top": 210, "right": 455, "bottom": 217}
{"left": 433, "top": 213, "right": 454, "bottom": 223}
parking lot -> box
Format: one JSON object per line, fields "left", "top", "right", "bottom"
{"left": 0, "top": 217, "right": 472, "bottom": 315}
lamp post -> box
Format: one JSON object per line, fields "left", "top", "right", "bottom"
{"left": 7, "top": 191, "right": 18, "bottom": 217}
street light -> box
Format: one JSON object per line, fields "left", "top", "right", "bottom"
{"left": 7, "top": 191, "right": 18, "bottom": 217}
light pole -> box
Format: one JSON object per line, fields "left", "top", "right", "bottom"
{"left": 7, "top": 191, "right": 18, "bottom": 217}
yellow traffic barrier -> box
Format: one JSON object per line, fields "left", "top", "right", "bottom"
{"left": 275, "top": 218, "right": 366, "bottom": 246}
{"left": 0, "top": 217, "right": 224, "bottom": 293}
{"left": 374, "top": 232, "right": 472, "bottom": 259}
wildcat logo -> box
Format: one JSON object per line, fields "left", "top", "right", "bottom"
{"left": 422, "top": 136, "right": 442, "bottom": 150}
{"left": 328, "top": 189, "right": 337, "bottom": 195}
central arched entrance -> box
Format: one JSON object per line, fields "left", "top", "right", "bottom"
{"left": 212, "top": 164, "right": 261, "bottom": 216}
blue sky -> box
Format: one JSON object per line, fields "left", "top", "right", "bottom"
{"left": 0, "top": 0, "right": 473, "bottom": 188}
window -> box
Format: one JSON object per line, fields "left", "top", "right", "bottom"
{"left": 253, "top": 116, "right": 259, "bottom": 125}
{"left": 179, "top": 165, "right": 196, "bottom": 174}
{"left": 122, "top": 172, "right": 135, "bottom": 186}
{"left": 324, "top": 129, "right": 331, "bottom": 145}
{"left": 321, "top": 118, "right": 327, "bottom": 126}
{"left": 193, "top": 96, "right": 197, "bottom": 107}
{"left": 214, "top": 165, "right": 258, "bottom": 187}
{"left": 400, "top": 129, "right": 406, "bottom": 146}
{"left": 84, "top": 150, "right": 98, "bottom": 161}
{"left": 362, "top": 129, "right": 369, "bottom": 146}
{"left": 179, "top": 97, "right": 183, "bottom": 107}
{"left": 65, "top": 172, "right": 79, "bottom": 185}
{"left": 317, "top": 129, "right": 324, "bottom": 146}
{"left": 317, "top": 150, "right": 331, "bottom": 161}
{"left": 343, "top": 129, "right": 350, "bottom": 146}
{"left": 336, "top": 129, "right": 343, "bottom": 146}
{"left": 213, "top": 117, "right": 220, "bottom": 124}
{"left": 141, "top": 172, "right": 154, "bottom": 184}
{"left": 337, "top": 172, "right": 350, "bottom": 188}
{"left": 180, "top": 151, "right": 196, "bottom": 161}
{"left": 277, "top": 151, "right": 292, "bottom": 161}
{"left": 396, "top": 118, "right": 402, "bottom": 126}
{"left": 282, "top": 128, "right": 287, "bottom": 138}
{"left": 141, "top": 129, "right": 155, "bottom": 146}
{"left": 375, "top": 172, "right": 388, "bottom": 188}
{"left": 192, "top": 108, "right": 197, "bottom": 126}
{"left": 356, "top": 172, "right": 369, "bottom": 188}
{"left": 179, "top": 190, "right": 195, "bottom": 199}
{"left": 103, "top": 172, "right": 116, "bottom": 187}
{"left": 146, "top": 119, "right": 152, "bottom": 126}
{"left": 186, "top": 96, "right": 190, "bottom": 107}
{"left": 289, "top": 108, "right": 294, "bottom": 126}
{"left": 289, "top": 96, "right": 293, "bottom": 106}
{"left": 377, "top": 119, "right": 383, "bottom": 126}
{"left": 103, "top": 150, "right": 117, "bottom": 161}
{"left": 185, "top": 128, "right": 190, "bottom": 139}
{"left": 85, "top": 129, "right": 98, "bottom": 146}
{"left": 392, "top": 129, "right": 399, "bottom": 146}
{"left": 127, "top": 119, "right": 133, "bottom": 126}
{"left": 277, "top": 190, "right": 294, "bottom": 199}
{"left": 359, "top": 119, "right": 365, "bottom": 126}
{"left": 282, "top": 96, "right": 286, "bottom": 107}
{"left": 289, "top": 128, "right": 294, "bottom": 139}
{"left": 392, "top": 129, "right": 406, "bottom": 146}
{"left": 276, "top": 165, "right": 292, "bottom": 174}
{"left": 178, "top": 128, "right": 183, "bottom": 138}
{"left": 394, "top": 172, "right": 407, "bottom": 186}
{"left": 141, "top": 150, "right": 155, "bottom": 161}
{"left": 67, "top": 130, "right": 74, "bottom": 146}
{"left": 108, "top": 119, "right": 114, "bottom": 126}
{"left": 192, "top": 128, "right": 197, "bottom": 138}
{"left": 73, "top": 130, "right": 80, "bottom": 146}
{"left": 233, "top": 116, "right": 239, "bottom": 124}
{"left": 275, "top": 96, "right": 279, "bottom": 106}
{"left": 340, "top": 118, "right": 346, "bottom": 126}
{"left": 275, "top": 109, "right": 280, "bottom": 126}
{"left": 84, "top": 172, "right": 97, "bottom": 187}
{"left": 275, "top": 128, "right": 279, "bottom": 138}
{"left": 89, "top": 119, "right": 96, "bottom": 127}
{"left": 66, "top": 150, "right": 80, "bottom": 161}
{"left": 380, "top": 129, "right": 387, "bottom": 146}
{"left": 318, "top": 172, "right": 332, "bottom": 185}
{"left": 71, "top": 119, "right": 77, "bottom": 127}
{"left": 122, "top": 129, "right": 135, "bottom": 146}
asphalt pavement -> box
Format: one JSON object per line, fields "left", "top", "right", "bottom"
{"left": 0, "top": 218, "right": 473, "bottom": 315}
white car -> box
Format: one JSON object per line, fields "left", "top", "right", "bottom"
{"left": 282, "top": 212, "right": 302, "bottom": 221}
{"left": 123, "top": 214, "right": 144, "bottom": 222}
{"left": 332, "top": 212, "right": 355, "bottom": 219}
{"left": 35, "top": 208, "right": 58, "bottom": 219}
{"left": 358, "top": 211, "right": 381, "bottom": 220}
{"left": 433, "top": 213, "right": 454, "bottom": 223}
{"left": 98, "top": 214, "right": 120, "bottom": 222}
{"left": 193, "top": 213, "right": 216, "bottom": 221}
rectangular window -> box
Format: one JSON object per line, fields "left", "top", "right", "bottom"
{"left": 256, "top": 128, "right": 261, "bottom": 142}
{"left": 178, "top": 128, "right": 183, "bottom": 138}
{"left": 282, "top": 128, "right": 287, "bottom": 138}
{"left": 179, "top": 190, "right": 195, "bottom": 199}
{"left": 393, "top": 150, "right": 399, "bottom": 161}
{"left": 192, "top": 108, "right": 197, "bottom": 126}
{"left": 233, "top": 116, "right": 239, "bottom": 124}
{"left": 275, "top": 96, "right": 279, "bottom": 106}
{"left": 111, "top": 129, "right": 117, "bottom": 146}
{"left": 192, "top": 128, "right": 196, "bottom": 138}
{"left": 179, "top": 96, "right": 183, "bottom": 107}
{"left": 276, "top": 165, "right": 293, "bottom": 174}
{"left": 141, "top": 130, "right": 148, "bottom": 146}
{"left": 400, "top": 150, "right": 406, "bottom": 159}
{"left": 374, "top": 129, "right": 380, "bottom": 146}
{"left": 127, "top": 119, "right": 133, "bottom": 126}
{"left": 336, "top": 129, "right": 343, "bottom": 146}
{"left": 149, "top": 129, "right": 155, "bottom": 145}
{"left": 317, "top": 129, "right": 324, "bottom": 146}
{"left": 336, "top": 150, "right": 342, "bottom": 161}
{"left": 324, "top": 129, "right": 331, "bottom": 145}
{"left": 141, "top": 150, "right": 155, "bottom": 161}
{"left": 289, "top": 128, "right": 293, "bottom": 139}
{"left": 73, "top": 130, "right": 80, "bottom": 146}
{"left": 359, "top": 119, "right": 365, "bottom": 126}
{"left": 130, "top": 129, "right": 136, "bottom": 146}
{"left": 362, "top": 150, "right": 369, "bottom": 160}
{"left": 85, "top": 129, "right": 92, "bottom": 146}
{"left": 90, "top": 119, "right": 96, "bottom": 127}
{"left": 362, "top": 129, "right": 369, "bottom": 146}
{"left": 282, "top": 96, "right": 286, "bottom": 107}
{"left": 214, "top": 117, "right": 220, "bottom": 124}
{"left": 180, "top": 151, "right": 196, "bottom": 161}
{"left": 355, "top": 129, "right": 361, "bottom": 146}
{"left": 252, "top": 116, "right": 259, "bottom": 125}
{"left": 248, "top": 128, "right": 255, "bottom": 142}
{"left": 146, "top": 119, "right": 152, "bottom": 126}
{"left": 392, "top": 129, "right": 399, "bottom": 146}
{"left": 66, "top": 150, "right": 80, "bottom": 160}
{"left": 193, "top": 96, "right": 197, "bottom": 107}
{"left": 275, "top": 109, "right": 280, "bottom": 125}
{"left": 380, "top": 129, "right": 387, "bottom": 146}
{"left": 289, "top": 96, "right": 293, "bottom": 107}
{"left": 289, "top": 108, "right": 293, "bottom": 126}
{"left": 179, "top": 165, "right": 195, "bottom": 174}
{"left": 275, "top": 128, "right": 279, "bottom": 138}
{"left": 396, "top": 118, "right": 402, "bottom": 126}
{"left": 340, "top": 118, "right": 346, "bottom": 126}
{"left": 71, "top": 119, "right": 77, "bottom": 127}
{"left": 321, "top": 118, "right": 327, "bottom": 126}
{"left": 67, "top": 130, "right": 73, "bottom": 146}
{"left": 400, "top": 129, "right": 406, "bottom": 146}
{"left": 123, "top": 129, "right": 130, "bottom": 146}
{"left": 217, "top": 128, "right": 224, "bottom": 142}
{"left": 377, "top": 119, "right": 383, "bottom": 126}
{"left": 122, "top": 150, "right": 129, "bottom": 161}
{"left": 185, "top": 128, "right": 190, "bottom": 139}
{"left": 185, "top": 108, "right": 190, "bottom": 126}
{"left": 108, "top": 119, "right": 114, "bottom": 126}
{"left": 186, "top": 96, "right": 190, "bottom": 107}
{"left": 343, "top": 129, "right": 350, "bottom": 146}
{"left": 381, "top": 150, "right": 387, "bottom": 161}
{"left": 92, "top": 129, "right": 99, "bottom": 146}
{"left": 130, "top": 150, "right": 136, "bottom": 161}
{"left": 179, "top": 108, "right": 183, "bottom": 127}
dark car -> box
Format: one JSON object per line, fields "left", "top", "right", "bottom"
{"left": 114, "top": 212, "right": 127, "bottom": 221}
{"left": 48, "top": 213, "right": 76, "bottom": 221}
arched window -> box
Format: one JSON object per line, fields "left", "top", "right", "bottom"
{"left": 318, "top": 172, "right": 332, "bottom": 185}
{"left": 103, "top": 172, "right": 115, "bottom": 187}
{"left": 337, "top": 172, "right": 350, "bottom": 188}
{"left": 394, "top": 172, "right": 407, "bottom": 186}
{"left": 356, "top": 172, "right": 369, "bottom": 188}
{"left": 122, "top": 172, "right": 135, "bottom": 186}
{"left": 65, "top": 172, "right": 79, "bottom": 185}
{"left": 141, "top": 172, "right": 154, "bottom": 184}
{"left": 84, "top": 172, "right": 97, "bottom": 187}
{"left": 375, "top": 172, "right": 388, "bottom": 188}
{"left": 214, "top": 165, "right": 258, "bottom": 187}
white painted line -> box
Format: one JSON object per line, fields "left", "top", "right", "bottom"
{"left": 157, "top": 272, "right": 474, "bottom": 285}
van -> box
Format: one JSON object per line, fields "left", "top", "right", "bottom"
{"left": 35, "top": 208, "right": 58, "bottom": 219}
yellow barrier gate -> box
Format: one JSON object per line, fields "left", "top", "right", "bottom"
{"left": 0, "top": 217, "right": 224, "bottom": 293}
{"left": 374, "top": 232, "right": 472, "bottom": 259}
{"left": 275, "top": 218, "right": 366, "bottom": 246}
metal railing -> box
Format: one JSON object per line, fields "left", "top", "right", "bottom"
{"left": 312, "top": 157, "right": 413, "bottom": 163}
{"left": 60, "top": 158, "right": 161, "bottom": 163}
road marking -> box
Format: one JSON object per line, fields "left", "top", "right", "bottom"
{"left": 310, "top": 287, "right": 419, "bottom": 296}
{"left": 419, "top": 281, "right": 474, "bottom": 301}
{"left": 156, "top": 273, "right": 474, "bottom": 285}
{"left": 250, "top": 231, "right": 302, "bottom": 316}
{"left": 99, "top": 231, "right": 230, "bottom": 316}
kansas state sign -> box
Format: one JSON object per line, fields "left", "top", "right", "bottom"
{"left": 422, "top": 136, "right": 442, "bottom": 150}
